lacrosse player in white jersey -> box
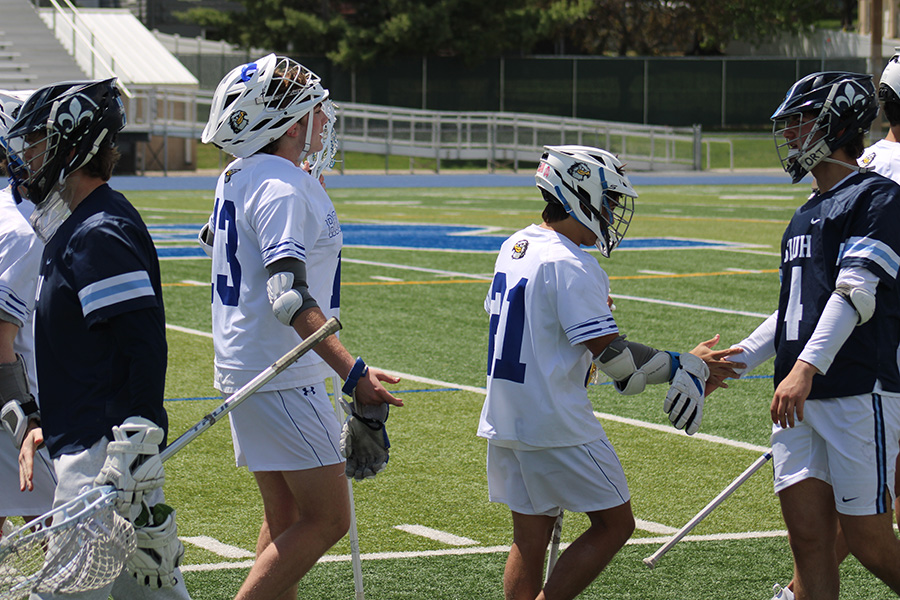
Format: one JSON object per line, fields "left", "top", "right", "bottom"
{"left": 479, "top": 145, "right": 742, "bottom": 600}
{"left": 201, "top": 54, "right": 401, "bottom": 600}
{"left": 0, "top": 89, "right": 57, "bottom": 537}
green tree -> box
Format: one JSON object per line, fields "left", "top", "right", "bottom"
{"left": 176, "top": 0, "right": 846, "bottom": 64}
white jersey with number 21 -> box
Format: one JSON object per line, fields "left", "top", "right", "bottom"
{"left": 479, "top": 224, "right": 618, "bottom": 449}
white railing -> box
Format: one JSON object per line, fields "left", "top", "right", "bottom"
{"left": 335, "top": 104, "right": 702, "bottom": 172}
{"left": 39, "top": 0, "right": 132, "bottom": 97}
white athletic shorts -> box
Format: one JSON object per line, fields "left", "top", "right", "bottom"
{"left": 228, "top": 382, "right": 343, "bottom": 471}
{"left": 771, "top": 393, "right": 900, "bottom": 516}
{"left": 0, "top": 428, "right": 55, "bottom": 517}
{"left": 486, "top": 437, "right": 631, "bottom": 516}
{"left": 31, "top": 437, "right": 191, "bottom": 600}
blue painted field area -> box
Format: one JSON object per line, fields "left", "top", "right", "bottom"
{"left": 151, "top": 222, "right": 748, "bottom": 258}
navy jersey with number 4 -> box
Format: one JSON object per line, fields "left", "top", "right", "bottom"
{"left": 35, "top": 184, "right": 168, "bottom": 458}
{"left": 775, "top": 171, "right": 900, "bottom": 398}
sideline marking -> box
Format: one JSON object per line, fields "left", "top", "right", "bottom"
{"left": 394, "top": 525, "right": 478, "bottom": 546}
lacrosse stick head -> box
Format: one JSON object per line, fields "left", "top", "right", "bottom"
{"left": 0, "top": 486, "right": 135, "bottom": 600}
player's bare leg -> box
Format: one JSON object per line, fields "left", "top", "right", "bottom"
{"left": 504, "top": 512, "right": 556, "bottom": 600}
{"left": 538, "top": 501, "right": 635, "bottom": 600}
{"left": 841, "top": 509, "right": 900, "bottom": 594}
{"left": 235, "top": 463, "right": 350, "bottom": 600}
{"left": 779, "top": 478, "right": 840, "bottom": 600}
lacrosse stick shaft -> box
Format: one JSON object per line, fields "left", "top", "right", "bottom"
{"left": 161, "top": 317, "right": 341, "bottom": 462}
{"left": 545, "top": 511, "right": 563, "bottom": 582}
{"left": 333, "top": 374, "right": 366, "bottom": 600}
{"left": 642, "top": 451, "right": 772, "bottom": 569}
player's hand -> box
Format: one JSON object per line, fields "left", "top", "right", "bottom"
{"left": 354, "top": 368, "right": 403, "bottom": 407}
{"left": 18, "top": 423, "right": 42, "bottom": 492}
{"left": 690, "top": 335, "right": 745, "bottom": 395}
{"left": 340, "top": 400, "right": 390, "bottom": 480}
{"left": 771, "top": 360, "right": 816, "bottom": 428}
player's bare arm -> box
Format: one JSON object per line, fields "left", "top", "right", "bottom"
{"left": 17, "top": 423, "right": 42, "bottom": 492}
{"left": 292, "top": 307, "right": 402, "bottom": 407}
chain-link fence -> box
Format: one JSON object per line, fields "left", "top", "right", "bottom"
{"left": 171, "top": 51, "right": 867, "bottom": 129}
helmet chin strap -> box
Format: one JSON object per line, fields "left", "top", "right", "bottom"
{"left": 298, "top": 115, "right": 315, "bottom": 165}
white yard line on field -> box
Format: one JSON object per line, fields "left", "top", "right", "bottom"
{"left": 394, "top": 525, "right": 479, "bottom": 546}
{"left": 181, "top": 536, "right": 255, "bottom": 558}
{"left": 179, "top": 530, "right": 789, "bottom": 572}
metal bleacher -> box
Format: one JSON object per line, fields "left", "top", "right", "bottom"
{"left": 0, "top": 0, "right": 83, "bottom": 89}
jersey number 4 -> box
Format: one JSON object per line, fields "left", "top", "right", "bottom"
{"left": 487, "top": 272, "right": 527, "bottom": 383}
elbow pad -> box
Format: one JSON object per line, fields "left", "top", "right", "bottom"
{"left": 834, "top": 283, "right": 875, "bottom": 325}
{"left": 0, "top": 354, "right": 39, "bottom": 448}
{"left": 593, "top": 335, "right": 676, "bottom": 395}
{"left": 198, "top": 223, "right": 214, "bottom": 258}
{"left": 266, "top": 271, "right": 319, "bottom": 326}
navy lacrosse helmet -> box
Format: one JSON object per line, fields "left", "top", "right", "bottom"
{"left": 4, "top": 78, "right": 125, "bottom": 205}
{"left": 771, "top": 71, "right": 877, "bottom": 183}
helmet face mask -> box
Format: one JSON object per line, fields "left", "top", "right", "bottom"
{"left": 771, "top": 71, "right": 877, "bottom": 183}
{"left": 535, "top": 145, "right": 638, "bottom": 257}
{"left": 203, "top": 54, "right": 334, "bottom": 162}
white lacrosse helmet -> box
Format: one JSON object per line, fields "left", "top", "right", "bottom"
{"left": 202, "top": 54, "right": 330, "bottom": 159}
{"left": 0, "top": 89, "right": 32, "bottom": 140}
{"left": 880, "top": 48, "right": 900, "bottom": 104}
{"left": 535, "top": 145, "right": 638, "bottom": 257}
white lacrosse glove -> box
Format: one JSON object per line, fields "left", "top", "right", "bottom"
{"left": 127, "top": 502, "right": 185, "bottom": 589}
{"left": 94, "top": 416, "right": 165, "bottom": 520}
{"left": 663, "top": 352, "right": 709, "bottom": 435}
{"left": 340, "top": 398, "right": 390, "bottom": 481}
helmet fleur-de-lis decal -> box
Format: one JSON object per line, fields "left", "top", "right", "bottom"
{"left": 833, "top": 82, "right": 865, "bottom": 114}
{"left": 55, "top": 97, "right": 95, "bottom": 134}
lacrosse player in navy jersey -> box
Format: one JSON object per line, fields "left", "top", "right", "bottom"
{"left": 0, "top": 89, "right": 57, "bottom": 538}
{"left": 479, "top": 145, "right": 742, "bottom": 600}
{"left": 724, "top": 72, "right": 900, "bottom": 600}
{"left": 772, "top": 56, "right": 900, "bottom": 600}
{"left": 201, "top": 55, "right": 401, "bottom": 600}
{"left": 3, "top": 79, "right": 190, "bottom": 600}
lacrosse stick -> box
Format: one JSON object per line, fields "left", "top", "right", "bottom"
{"left": 0, "top": 317, "right": 342, "bottom": 600}
{"left": 544, "top": 511, "right": 564, "bottom": 582}
{"left": 643, "top": 450, "right": 772, "bottom": 569}
{"left": 332, "top": 374, "right": 366, "bottom": 600}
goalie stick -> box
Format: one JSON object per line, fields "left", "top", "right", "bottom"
{"left": 642, "top": 450, "right": 772, "bottom": 569}
{"left": 0, "top": 317, "right": 342, "bottom": 600}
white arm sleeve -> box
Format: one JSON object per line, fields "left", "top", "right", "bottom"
{"left": 729, "top": 311, "right": 777, "bottom": 376}
{"left": 798, "top": 266, "right": 878, "bottom": 374}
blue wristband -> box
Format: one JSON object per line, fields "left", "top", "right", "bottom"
{"left": 342, "top": 357, "right": 368, "bottom": 396}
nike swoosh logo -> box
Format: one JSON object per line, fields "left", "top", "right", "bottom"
{"left": 811, "top": 218, "right": 821, "bottom": 224}
{"left": 841, "top": 496, "right": 858, "bottom": 503}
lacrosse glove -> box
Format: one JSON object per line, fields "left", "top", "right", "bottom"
{"left": 94, "top": 416, "right": 165, "bottom": 520}
{"left": 663, "top": 352, "right": 709, "bottom": 435}
{"left": 128, "top": 501, "right": 185, "bottom": 589}
{"left": 340, "top": 399, "right": 390, "bottom": 481}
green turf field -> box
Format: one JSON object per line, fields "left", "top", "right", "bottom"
{"left": 123, "top": 182, "right": 898, "bottom": 599}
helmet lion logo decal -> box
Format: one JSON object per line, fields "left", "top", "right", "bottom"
{"left": 229, "top": 110, "right": 249, "bottom": 133}
{"left": 511, "top": 239, "right": 529, "bottom": 259}
{"left": 567, "top": 161, "right": 591, "bottom": 181}
{"left": 55, "top": 97, "right": 94, "bottom": 134}
{"left": 224, "top": 168, "right": 241, "bottom": 183}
